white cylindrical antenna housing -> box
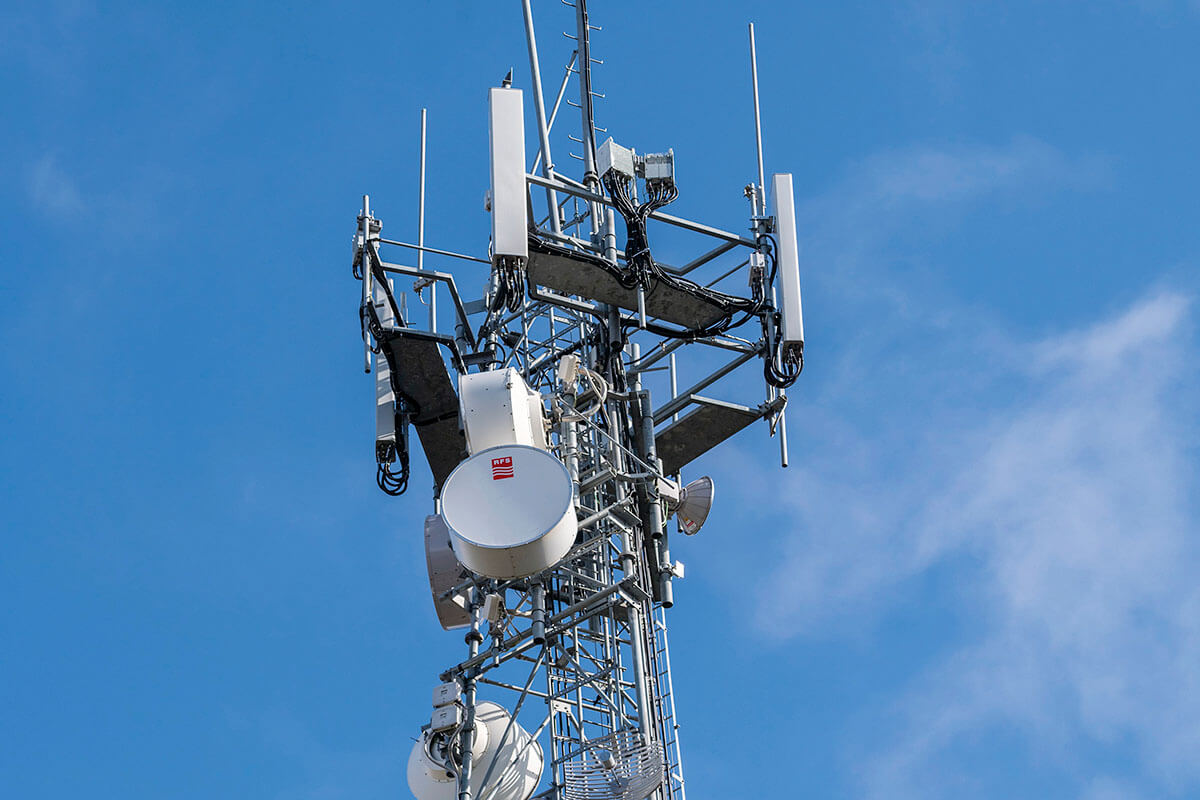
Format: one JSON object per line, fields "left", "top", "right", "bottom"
{"left": 440, "top": 444, "right": 576, "bottom": 580}
{"left": 459, "top": 368, "right": 548, "bottom": 455}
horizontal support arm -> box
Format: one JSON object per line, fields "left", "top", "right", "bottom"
{"left": 526, "top": 173, "right": 756, "bottom": 247}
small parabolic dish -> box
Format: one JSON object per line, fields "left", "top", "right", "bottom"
{"left": 408, "top": 700, "right": 544, "bottom": 800}
{"left": 423, "top": 514, "right": 471, "bottom": 631}
{"left": 440, "top": 444, "right": 577, "bottom": 579}
{"left": 677, "top": 476, "right": 714, "bottom": 535}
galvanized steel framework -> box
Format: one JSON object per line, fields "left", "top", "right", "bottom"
{"left": 351, "top": 3, "right": 799, "bottom": 799}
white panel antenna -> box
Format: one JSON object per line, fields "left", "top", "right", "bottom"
{"left": 488, "top": 87, "right": 528, "bottom": 263}
{"left": 372, "top": 287, "right": 395, "bottom": 454}
{"left": 772, "top": 172, "right": 804, "bottom": 352}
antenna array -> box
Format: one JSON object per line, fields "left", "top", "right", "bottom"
{"left": 348, "top": 5, "right": 805, "bottom": 800}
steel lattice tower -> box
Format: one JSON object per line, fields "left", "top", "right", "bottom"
{"left": 349, "top": 4, "right": 803, "bottom": 799}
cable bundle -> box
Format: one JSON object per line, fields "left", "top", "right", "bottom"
{"left": 488, "top": 255, "right": 525, "bottom": 314}
{"left": 376, "top": 438, "right": 410, "bottom": 496}
{"left": 764, "top": 337, "right": 803, "bottom": 388}
{"left": 600, "top": 171, "right": 762, "bottom": 340}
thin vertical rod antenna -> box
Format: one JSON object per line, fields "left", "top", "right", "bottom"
{"left": 418, "top": 109, "right": 435, "bottom": 332}
{"left": 749, "top": 23, "right": 767, "bottom": 214}
{"left": 418, "top": 110, "right": 427, "bottom": 271}
{"left": 574, "top": 0, "right": 600, "bottom": 197}
{"left": 521, "top": 0, "right": 562, "bottom": 235}
{"left": 360, "top": 194, "right": 372, "bottom": 373}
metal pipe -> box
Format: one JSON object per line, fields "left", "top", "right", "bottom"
{"left": 458, "top": 603, "right": 483, "bottom": 800}
{"left": 448, "top": 580, "right": 628, "bottom": 677}
{"left": 418, "top": 109, "right": 435, "bottom": 332}
{"left": 667, "top": 240, "right": 739, "bottom": 275}
{"left": 374, "top": 260, "right": 477, "bottom": 349}
{"left": 377, "top": 238, "right": 490, "bottom": 264}
{"left": 655, "top": 607, "right": 688, "bottom": 800}
{"left": 705, "top": 259, "right": 750, "bottom": 289}
{"left": 669, "top": 352, "right": 678, "bottom": 423}
{"left": 418, "top": 110, "right": 427, "bottom": 271}
{"left": 778, "top": 391, "right": 789, "bottom": 467}
{"left": 561, "top": 380, "right": 580, "bottom": 501}
{"left": 604, "top": 205, "right": 618, "bottom": 265}
{"left": 531, "top": 582, "right": 546, "bottom": 645}
{"left": 749, "top": 23, "right": 767, "bottom": 213}
{"left": 574, "top": 0, "right": 603, "bottom": 242}
{"left": 534, "top": 51, "right": 577, "bottom": 175}
{"left": 653, "top": 348, "right": 759, "bottom": 420}
{"left": 521, "top": 0, "right": 562, "bottom": 235}
{"left": 628, "top": 338, "right": 686, "bottom": 373}
{"left": 360, "top": 194, "right": 372, "bottom": 373}
{"left": 637, "top": 388, "right": 673, "bottom": 607}
{"left": 574, "top": 0, "right": 599, "bottom": 187}
{"left": 475, "top": 650, "right": 545, "bottom": 796}
{"left": 525, "top": 173, "right": 756, "bottom": 246}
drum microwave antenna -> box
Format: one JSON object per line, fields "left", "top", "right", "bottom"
{"left": 346, "top": 5, "right": 806, "bottom": 799}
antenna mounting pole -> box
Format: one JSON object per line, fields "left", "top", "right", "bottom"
{"left": 522, "top": 0, "right": 562, "bottom": 235}
{"left": 574, "top": 0, "right": 599, "bottom": 194}
{"left": 749, "top": 22, "right": 767, "bottom": 215}
{"left": 418, "top": 109, "right": 434, "bottom": 331}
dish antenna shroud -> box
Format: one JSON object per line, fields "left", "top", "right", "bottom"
{"left": 440, "top": 443, "right": 578, "bottom": 580}
{"left": 676, "top": 476, "right": 715, "bottom": 536}
{"left": 562, "top": 729, "right": 666, "bottom": 800}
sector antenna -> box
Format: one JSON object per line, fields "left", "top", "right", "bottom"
{"left": 346, "top": 6, "right": 806, "bottom": 799}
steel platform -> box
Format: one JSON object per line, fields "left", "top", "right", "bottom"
{"left": 527, "top": 237, "right": 732, "bottom": 329}
{"left": 654, "top": 394, "right": 785, "bottom": 475}
{"left": 378, "top": 328, "right": 464, "bottom": 488}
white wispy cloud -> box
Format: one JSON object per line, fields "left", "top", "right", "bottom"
{"left": 27, "top": 155, "right": 83, "bottom": 216}
{"left": 730, "top": 138, "right": 1198, "bottom": 796}
{"left": 857, "top": 291, "right": 1199, "bottom": 798}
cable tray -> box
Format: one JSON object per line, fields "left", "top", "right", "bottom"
{"left": 655, "top": 394, "right": 785, "bottom": 475}
{"left": 378, "top": 328, "right": 465, "bottom": 488}
{"left": 527, "top": 237, "right": 731, "bottom": 329}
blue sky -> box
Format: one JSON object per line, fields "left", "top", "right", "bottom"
{"left": 3, "top": 1, "right": 1198, "bottom": 798}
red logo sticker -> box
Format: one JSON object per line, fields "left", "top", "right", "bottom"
{"left": 491, "top": 457, "right": 514, "bottom": 480}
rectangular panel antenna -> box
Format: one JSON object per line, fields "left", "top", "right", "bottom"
{"left": 488, "top": 87, "right": 528, "bottom": 262}
{"left": 373, "top": 285, "right": 396, "bottom": 455}
{"left": 772, "top": 173, "right": 804, "bottom": 351}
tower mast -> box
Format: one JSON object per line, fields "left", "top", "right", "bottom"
{"left": 349, "top": 6, "right": 806, "bottom": 800}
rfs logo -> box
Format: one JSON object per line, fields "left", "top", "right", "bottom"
{"left": 491, "top": 457, "right": 514, "bottom": 480}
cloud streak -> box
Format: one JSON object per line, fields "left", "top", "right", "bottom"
{"left": 737, "top": 138, "right": 1199, "bottom": 796}
{"left": 28, "top": 155, "right": 83, "bottom": 216}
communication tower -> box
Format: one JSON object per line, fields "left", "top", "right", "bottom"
{"left": 348, "top": 4, "right": 805, "bottom": 799}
